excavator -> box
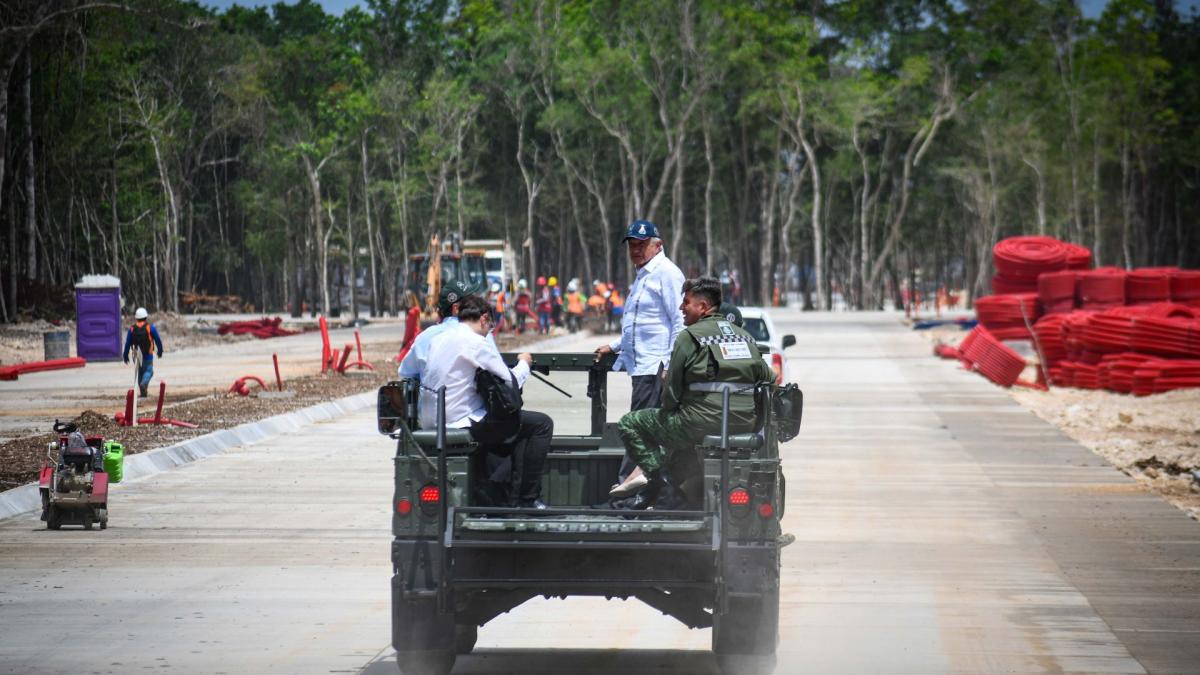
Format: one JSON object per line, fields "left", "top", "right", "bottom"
{"left": 406, "top": 234, "right": 488, "bottom": 323}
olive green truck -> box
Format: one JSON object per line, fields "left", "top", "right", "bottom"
{"left": 377, "top": 351, "right": 802, "bottom": 675}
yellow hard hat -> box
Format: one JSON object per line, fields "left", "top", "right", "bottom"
{"left": 548, "top": 276, "right": 558, "bottom": 286}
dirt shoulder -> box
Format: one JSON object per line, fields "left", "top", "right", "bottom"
{"left": 915, "top": 319, "right": 1200, "bottom": 520}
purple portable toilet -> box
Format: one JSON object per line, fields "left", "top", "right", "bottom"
{"left": 75, "top": 275, "right": 122, "bottom": 361}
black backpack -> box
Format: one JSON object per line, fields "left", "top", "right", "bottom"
{"left": 475, "top": 368, "right": 523, "bottom": 420}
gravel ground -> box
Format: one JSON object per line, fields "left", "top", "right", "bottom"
{"left": 915, "top": 319, "right": 1200, "bottom": 519}
{"left": 0, "top": 327, "right": 550, "bottom": 491}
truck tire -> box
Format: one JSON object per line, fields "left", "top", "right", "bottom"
{"left": 712, "top": 593, "right": 779, "bottom": 675}
{"left": 392, "top": 576, "right": 455, "bottom": 675}
{"left": 454, "top": 624, "right": 478, "bottom": 654}
{"left": 46, "top": 504, "right": 61, "bottom": 530}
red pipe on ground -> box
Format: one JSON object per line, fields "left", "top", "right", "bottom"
{"left": 273, "top": 353, "right": 283, "bottom": 391}
{"left": 354, "top": 331, "right": 363, "bottom": 361}
{"left": 337, "top": 344, "right": 353, "bottom": 373}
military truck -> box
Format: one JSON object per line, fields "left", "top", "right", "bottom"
{"left": 376, "top": 351, "right": 802, "bottom": 675}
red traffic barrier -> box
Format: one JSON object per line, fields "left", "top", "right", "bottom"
{"left": 0, "top": 356, "right": 87, "bottom": 382}
{"left": 319, "top": 316, "right": 332, "bottom": 373}
{"left": 273, "top": 353, "right": 284, "bottom": 391}
{"left": 229, "top": 375, "right": 267, "bottom": 397}
{"left": 114, "top": 382, "right": 199, "bottom": 428}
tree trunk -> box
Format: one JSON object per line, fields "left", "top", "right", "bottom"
{"left": 302, "top": 154, "right": 330, "bottom": 315}
{"left": 1092, "top": 125, "right": 1103, "bottom": 265}
{"left": 361, "top": 132, "right": 379, "bottom": 317}
{"left": 23, "top": 52, "right": 37, "bottom": 282}
{"left": 703, "top": 121, "right": 715, "bottom": 276}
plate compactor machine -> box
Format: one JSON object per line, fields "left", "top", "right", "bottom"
{"left": 39, "top": 420, "right": 123, "bottom": 530}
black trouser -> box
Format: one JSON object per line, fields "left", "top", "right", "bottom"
{"left": 470, "top": 410, "right": 553, "bottom": 503}
{"left": 618, "top": 373, "right": 664, "bottom": 480}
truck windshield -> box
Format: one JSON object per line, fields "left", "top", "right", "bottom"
{"left": 741, "top": 318, "right": 770, "bottom": 342}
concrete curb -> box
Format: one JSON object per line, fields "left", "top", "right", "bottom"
{"left": 0, "top": 391, "right": 375, "bottom": 521}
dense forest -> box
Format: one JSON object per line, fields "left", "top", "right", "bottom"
{"left": 1, "top": 0, "right": 1197, "bottom": 320}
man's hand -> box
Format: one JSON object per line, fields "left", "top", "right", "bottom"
{"left": 517, "top": 352, "right": 533, "bottom": 366}
{"left": 157, "top": 351, "right": 163, "bottom": 358}
{"left": 593, "top": 344, "right": 613, "bottom": 361}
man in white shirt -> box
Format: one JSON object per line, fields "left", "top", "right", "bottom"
{"left": 399, "top": 278, "right": 484, "bottom": 419}
{"left": 423, "top": 295, "right": 552, "bottom": 508}
{"left": 593, "top": 219, "right": 685, "bottom": 480}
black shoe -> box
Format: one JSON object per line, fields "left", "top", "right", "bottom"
{"left": 139, "top": 384, "right": 148, "bottom": 397}
{"left": 629, "top": 472, "right": 665, "bottom": 510}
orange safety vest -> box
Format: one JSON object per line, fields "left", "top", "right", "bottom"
{"left": 566, "top": 291, "right": 584, "bottom": 314}
{"left": 609, "top": 290, "right": 624, "bottom": 309}
{"left": 495, "top": 290, "right": 506, "bottom": 313}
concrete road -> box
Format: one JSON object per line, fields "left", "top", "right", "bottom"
{"left": 0, "top": 319, "right": 403, "bottom": 441}
{"left": 3, "top": 311, "right": 1198, "bottom": 674}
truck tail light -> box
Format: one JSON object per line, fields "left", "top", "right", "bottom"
{"left": 728, "top": 487, "right": 750, "bottom": 506}
{"left": 396, "top": 498, "right": 413, "bottom": 516}
{"left": 771, "top": 353, "right": 784, "bottom": 384}
{"left": 419, "top": 485, "right": 440, "bottom": 504}
{"left": 757, "top": 502, "right": 775, "bottom": 519}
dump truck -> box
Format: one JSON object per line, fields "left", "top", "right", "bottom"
{"left": 405, "top": 235, "right": 489, "bottom": 321}
{"left": 377, "top": 351, "right": 803, "bottom": 675}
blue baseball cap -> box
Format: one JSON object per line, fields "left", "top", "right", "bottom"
{"left": 623, "top": 219, "right": 659, "bottom": 241}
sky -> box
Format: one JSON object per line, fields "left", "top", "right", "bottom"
{"left": 204, "top": 0, "right": 1198, "bottom": 19}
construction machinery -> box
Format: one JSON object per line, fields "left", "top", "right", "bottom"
{"left": 405, "top": 235, "right": 489, "bottom": 321}
{"left": 39, "top": 420, "right": 122, "bottom": 530}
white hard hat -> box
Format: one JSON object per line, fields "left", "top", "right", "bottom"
{"left": 134, "top": 307, "right": 148, "bottom": 320}
{"left": 491, "top": 282, "right": 501, "bottom": 293}
{"left": 518, "top": 279, "right": 528, "bottom": 289}
{"left": 567, "top": 281, "right": 578, "bottom": 292}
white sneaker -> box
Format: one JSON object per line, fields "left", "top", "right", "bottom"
{"left": 608, "top": 473, "right": 648, "bottom": 498}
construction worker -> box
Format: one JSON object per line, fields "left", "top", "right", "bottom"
{"left": 514, "top": 279, "right": 535, "bottom": 334}
{"left": 535, "top": 277, "right": 553, "bottom": 335}
{"left": 611, "top": 277, "right": 773, "bottom": 508}
{"left": 549, "top": 276, "right": 563, "bottom": 327}
{"left": 122, "top": 308, "right": 164, "bottom": 398}
{"left": 565, "top": 280, "right": 586, "bottom": 333}
{"left": 490, "top": 282, "right": 507, "bottom": 333}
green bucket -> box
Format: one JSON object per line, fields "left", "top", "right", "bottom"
{"left": 103, "top": 441, "right": 124, "bottom": 483}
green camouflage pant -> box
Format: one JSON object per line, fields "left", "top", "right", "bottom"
{"left": 617, "top": 408, "right": 706, "bottom": 474}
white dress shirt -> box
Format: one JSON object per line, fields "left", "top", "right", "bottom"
{"left": 397, "top": 317, "right": 458, "bottom": 379}
{"left": 609, "top": 250, "right": 685, "bottom": 376}
{"left": 418, "top": 322, "right": 531, "bottom": 429}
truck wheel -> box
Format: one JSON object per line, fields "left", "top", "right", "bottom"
{"left": 46, "top": 504, "right": 61, "bottom": 530}
{"left": 83, "top": 516, "right": 94, "bottom": 531}
{"left": 713, "top": 593, "right": 779, "bottom": 675}
{"left": 454, "top": 624, "right": 478, "bottom": 654}
{"left": 395, "top": 650, "right": 454, "bottom": 675}
{"left": 392, "top": 577, "right": 455, "bottom": 675}
{"left": 98, "top": 507, "right": 108, "bottom": 530}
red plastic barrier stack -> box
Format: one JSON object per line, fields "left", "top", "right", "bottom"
{"left": 1033, "top": 314, "right": 1069, "bottom": 364}
{"left": 1038, "top": 271, "right": 1078, "bottom": 314}
{"left": 1126, "top": 268, "right": 1176, "bottom": 305}
{"left": 1077, "top": 267, "right": 1126, "bottom": 310}
{"left": 1150, "top": 360, "right": 1200, "bottom": 394}
{"left": 1171, "top": 270, "right": 1200, "bottom": 306}
{"left": 992, "top": 236, "right": 1070, "bottom": 295}
{"left": 1064, "top": 242, "right": 1093, "bottom": 270}
{"left": 1082, "top": 306, "right": 1143, "bottom": 355}
{"left": 960, "top": 326, "right": 1028, "bottom": 387}
{"left": 1129, "top": 308, "right": 1200, "bottom": 358}
{"left": 974, "top": 293, "right": 1040, "bottom": 340}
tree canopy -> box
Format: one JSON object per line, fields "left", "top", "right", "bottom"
{"left": 2, "top": 0, "right": 1196, "bottom": 320}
